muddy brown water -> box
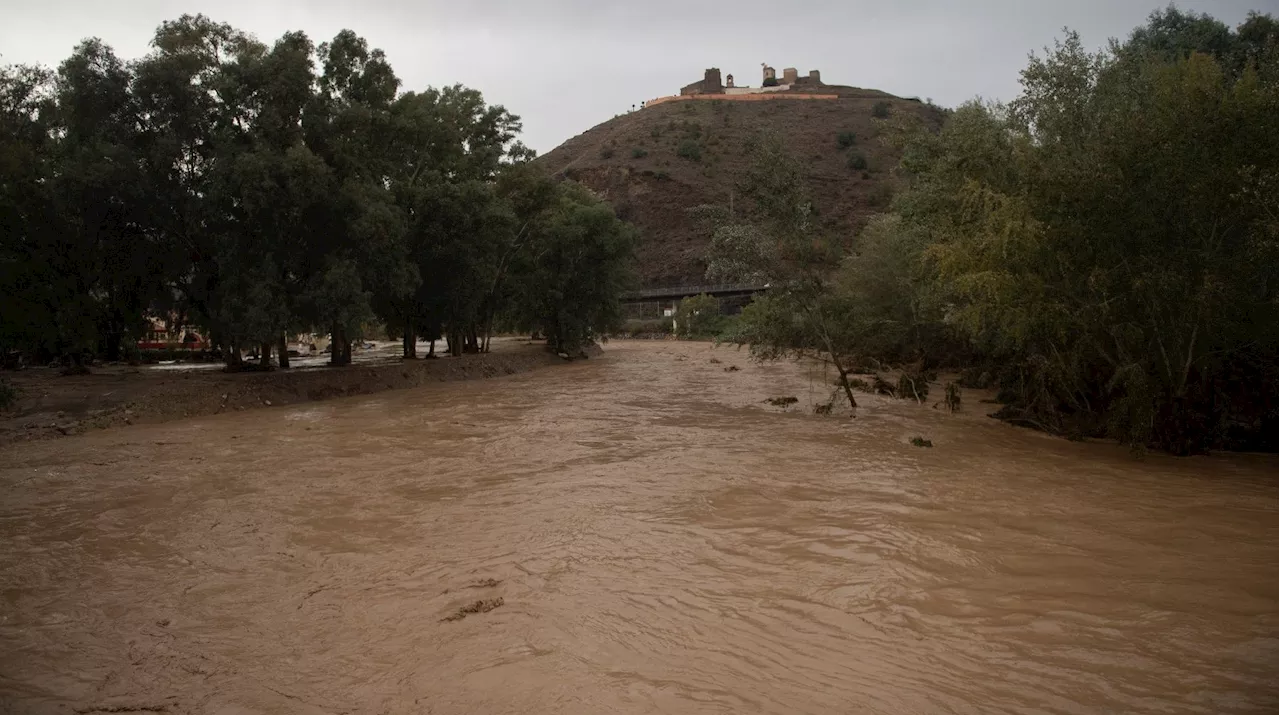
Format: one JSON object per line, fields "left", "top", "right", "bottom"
{"left": 1, "top": 341, "right": 1275, "bottom": 714}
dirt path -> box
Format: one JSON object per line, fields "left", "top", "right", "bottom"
{"left": 0, "top": 338, "right": 568, "bottom": 446}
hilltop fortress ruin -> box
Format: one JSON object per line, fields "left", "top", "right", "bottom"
{"left": 645, "top": 63, "right": 838, "bottom": 107}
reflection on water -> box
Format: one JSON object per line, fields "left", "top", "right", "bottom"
{"left": 0, "top": 340, "right": 1274, "bottom": 714}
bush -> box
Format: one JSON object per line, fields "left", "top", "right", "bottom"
{"left": 763, "top": 77, "right": 779, "bottom": 87}
{"left": 655, "top": 170, "right": 670, "bottom": 181}
{"left": 650, "top": 126, "right": 662, "bottom": 139}
{"left": 599, "top": 146, "right": 615, "bottom": 159}
{"left": 675, "top": 293, "right": 724, "bottom": 338}
{"left": 631, "top": 147, "right": 648, "bottom": 159}
{"left": 847, "top": 152, "right": 868, "bottom": 170}
{"left": 836, "top": 131, "right": 857, "bottom": 149}
{"left": 676, "top": 139, "right": 702, "bottom": 162}
{"left": 872, "top": 101, "right": 891, "bottom": 118}
{"left": 910, "top": 436, "right": 933, "bottom": 447}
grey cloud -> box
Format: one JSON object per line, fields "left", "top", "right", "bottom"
{"left": 1, "top": 0, "right": 1269, "bottom": 153}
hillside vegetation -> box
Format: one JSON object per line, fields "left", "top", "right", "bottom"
{"left": 537, "top": 89, "right": 946, "bottom": 286}
{"left": 711, "top": 8, "right": 1278, "bottom": 454}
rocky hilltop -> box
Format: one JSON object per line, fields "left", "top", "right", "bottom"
{"left": 537, "top": 79, "right": 946, "bottom": 287}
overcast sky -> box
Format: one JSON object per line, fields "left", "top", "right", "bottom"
{"left": 1, "top": 0, "right": 1269, "bottom": 153}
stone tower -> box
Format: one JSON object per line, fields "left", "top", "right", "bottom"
{"left": 782, "top": 67, "right": 798, "bottom": 84}
{"left": 761, "top": 63, "right": 776, "bottom": 83}
{"left": 726, "top": 74, "right": 735, "bottom": 88}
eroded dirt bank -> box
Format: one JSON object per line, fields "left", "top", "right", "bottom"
{"left": 0, "top": 338, "right": 572, "bottom": 446}
{"left": 0, "top": 340, "right": 1275, "bottom": 714}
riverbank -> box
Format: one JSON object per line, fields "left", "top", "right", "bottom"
{"left": 0, "top": 338, "right": 577, "bottom": 446}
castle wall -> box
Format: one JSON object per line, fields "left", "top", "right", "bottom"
{"left": 724, "top": 84, "right": 792, "bottom": 95}
{"left": 645, "top": 92, "right": 839, "bottom": 107}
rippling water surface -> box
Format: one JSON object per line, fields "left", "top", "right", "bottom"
{"left": 0, "top": 341, "right": 1274, "bottom": 714}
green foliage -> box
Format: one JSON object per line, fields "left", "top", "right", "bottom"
{"left": 909, "top": 436, "right": 933, "bottom": 448}
{"left": 501, "top": 183, "right": 636, "bottom": 355}
{"left": 847, "top": 152, "right": 868, "bottom": 170}
{"left": 599, "top": 146, "right": 615, "bottom": 159}
{"left": 0, "top": 16, "right": 632, "bottom": 369}
{"left": 836, "top": 131, "right": 857, "bottom": 149}
{"left": 631, "top": 147, "right": 648, "bottom": 159}
{"left": 676, "top": 138, "right": 702, "bottom": 162}
{"left": 706, "top": 9, "right": 1278, "bottom": 453}
{"left": 889, "top": 14, "right": 1278, "bottom": 452}
{"left": 655, "top": 170, "right": 670, "bottom": 181}
{"left": 763, "top": 77, "right": 779, "bottom": 87}
{"left": 872, "top": 101, "right": 891, "bottom": 118}
{"left": 674, "top": 293, "right": 723, "bottom": 338}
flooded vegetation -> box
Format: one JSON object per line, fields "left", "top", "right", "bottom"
{"left": 1, "top": 342, "right": 1274, "bottom": 713}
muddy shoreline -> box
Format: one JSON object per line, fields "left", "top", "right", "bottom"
{"left": 0, "top": 339, "right": 590, "bottom": 447}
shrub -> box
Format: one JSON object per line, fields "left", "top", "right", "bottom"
{"left": 631, "top": 147, "right": 648, "bottom": 159}
{"left": 836, "top": 131, "right": 857, "bottom": 149}
{"left": 847, "top": 152, "right": 868, "bottom": 170}
{"left": 676, "top": 139, "right": 702, "bottom": 162}
{"left": 651, "top": 126, "right": 663, "bottom": 138}
{"left": 872, "top": 101, "right": 891, "bottom": 118}
{"left": 655, "top": 170, "right": 670, "bottom": 181}
{"left": 599, "top": 146, "right": 615, "bottom": 159}
{"left": 675, "top": 293, "right": 724, "bottom": 337}
{"left": 763, "top": 77, "right": 779, "bottom": 87}
{"left": 910, "top": 436, "right": 933, "bottom": 447}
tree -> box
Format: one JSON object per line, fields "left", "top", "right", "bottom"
{"left": 704, "top": 134, "right": 862, "bottom": 411}
{"left": 503, "top": 183, "right": 636, "bottom": 356}
{"left": 881, "top": 16, "right": 1278, "bottom": 451}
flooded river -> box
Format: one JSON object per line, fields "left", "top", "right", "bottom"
{"left": 0, "top": 341, "right": 1275, "bottom": 714}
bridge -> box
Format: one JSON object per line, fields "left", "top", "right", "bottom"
{"left": 621, "top": 283, "right": 769, "bottom": 302}
{"left": 621, "top": 283, "right": 769, "bottom": 320}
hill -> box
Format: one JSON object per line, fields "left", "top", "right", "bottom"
{"left": 537, "top": 85, "right": 947, "bottom": 287}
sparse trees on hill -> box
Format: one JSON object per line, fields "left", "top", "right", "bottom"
{"left": 0, "top": 15, "right": 634, "bottom": 370}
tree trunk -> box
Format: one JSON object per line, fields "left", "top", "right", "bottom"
{"left": 259, "top": 341, "right": 273, "bottom": 369}
{"left": 277, "top": 334, "right": 290, "bottom": 369}
{"left": 330, "top": 323, "right": 350, "bottom": 366}
{"left": 225, "top": 340, "right": 243, "bottom": 370}
{"left": 830, "top": 356, "right": 858, "bottom": 412}
{"left": 402, "top": 325, "right": 417, "bottom": 359}
{"left": 427, "top": 339, "right": 436, "bottom": 358}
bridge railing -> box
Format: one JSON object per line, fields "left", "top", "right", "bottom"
{"left": 622, "top": 283, "right": 769, "bottom": 300}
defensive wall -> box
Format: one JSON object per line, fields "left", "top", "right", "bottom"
{"left": 645, "top": 93, "right": 840, "bottom": 108}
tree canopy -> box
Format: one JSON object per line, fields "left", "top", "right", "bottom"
{"left": 0, "top": 15, "right": 633, "bottom": 370}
